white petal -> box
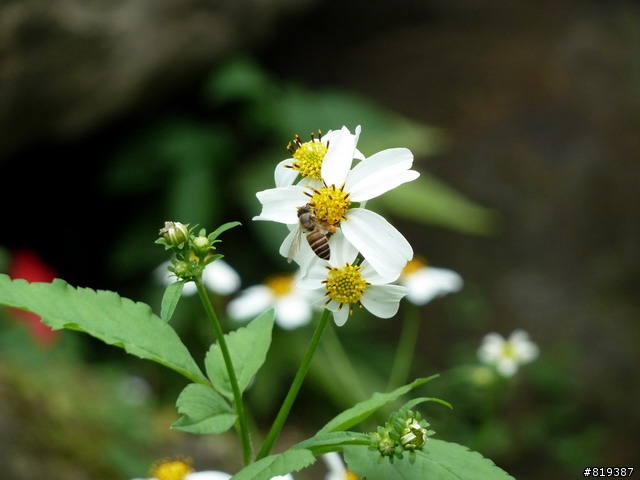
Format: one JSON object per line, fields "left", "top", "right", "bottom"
{"left": 321, "top": 126, "right": 361, "bottom": 187}
{"left": 332, "top": 306, "right": 350, "bottom": 326}
{"left": 510, "top": 330, "right": 539, "bottom": 363}
{"left": 402, "top": 266, "right": 463, "bottom": 305}
{"left": 274, "top": 158, "right": 300, "bottom": 187}
{"left": 360, "top": 284, "right": 407, "bottom": 318}
{"left": 274, "top": 295, "right": 313, "bottom": 329}
{"left": 341, "top": 208, "right": 412, "bottom": 279}
{"left": 226, "top": 286, "right": 274, "bottom": 320}
{"left": 185, "top": 472, "right": 232, "bottom": 480}
{"left": 322, "top": 452, "right": 347, "bottom": 480}
{"left": 495, "top": 358, "right": 518, "bottom": 377}
{"left": 254, "top": 186, "right": 307, "bottom": 224}
{"left": 477, "top": 333, "right": 505, "bottom": 362}
{"left": 345, "top": 148, "right": 419, "bottom": 201}
{"left": 328, "top": 230, "right": 359, "bottom": 265}
{"left": 202, "top": 260, "right": 241, "bottom": 295}
{"left": 181, "top": 281, "right": 198, "bottom": 296}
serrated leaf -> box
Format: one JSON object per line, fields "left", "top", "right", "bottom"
{"left": 160, "top": 280, "right": 184, "bottom": 322}
{"left": 0, "top": 275, "right": 207, "bottom": 384}
{"left": 205, "top": 309, "right": 275, "bottom": 399}
{"left": 172, "top": 383, "right": 237, "bottom": 435}
{"left": 343, "top": 440, "right": 515, "bottom": 480}
{"left": 317, "top": 377, "right": 436, "bottom": 435}
{"left": 229, "top": 449, "right": 316, "bottom": 480}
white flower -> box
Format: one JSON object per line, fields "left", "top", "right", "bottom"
{"left": 226, "top": 272, "right": 315, "bottom": 329}
{"left": 322, "top": 452, "right": 360, "bottom": 480}
{"left": 477, "top": 329, "right": 539, "bottom": 377}
{"left": 275, "top": 126, "right": 365, "bottom": 188}
{"left": 134, "top": 469, "right": 292, "bottom": 480}
{"left": 155, "top": 259, "right": 241, "bottom": 296}
{"left": 255, "top": 127, "right": 418, "bottom": 279}
{"left": 398, "top": 257, "right": 463, "bottom": 305}
{"left": 298, "top": 235, "right": 408, "bottom": 326}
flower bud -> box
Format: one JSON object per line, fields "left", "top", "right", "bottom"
{"left": 160, "top": 221, "right": 189, "bottom": 246}
{"left": 172, "top": 260, "right": 191, "bottom": 280}
{"left": 400, "top": 418, "right": 428, "bottom": 450}
{"left": 192, "top": 235, "right": 212, "bottom": 257}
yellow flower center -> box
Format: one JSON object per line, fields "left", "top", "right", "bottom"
{"left": 286, "top": 131, "right": 328, "bottom": 180}
{"left": 346, "top": 470, "right": 362, "bottom": 480}
{"left": 501, "top": 342, "right": 517, "bottom": 359}
{"left": 264, "top": 273, "right": 294, "bottom": 296}
{"left": 307, "top": 184, "right": 352, "bottom": 226}
{"left": 149, "top": 457, "right": 193, "bottom": 480}
{"left": 324, "top": 264, "right": 368, "bottom": 307}
{"left": 401, "top": 256, "right": 427, "bottom": 276}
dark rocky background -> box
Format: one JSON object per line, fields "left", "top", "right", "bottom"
{"left": 1, "top": 0, "right": 639, "bottom": 478}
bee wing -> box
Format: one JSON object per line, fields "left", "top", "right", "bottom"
{"left": 285, "top": 226, "right": 305, "bottom": 263}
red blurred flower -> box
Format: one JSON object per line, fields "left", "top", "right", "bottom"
{"left": 7, "top": 249, "right": 60, "bottom": 347}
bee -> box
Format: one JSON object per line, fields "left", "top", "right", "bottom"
{"left": 288, "top": 204, "right": 337, "bottom": 261}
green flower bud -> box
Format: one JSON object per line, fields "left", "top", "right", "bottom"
{"left": 192, "top": 235, "right": 212, "bottom": 257}
{"left": 400, "top": 418, "right": 428, "bottom": 450}
{"left": 172, "top": 260, "right": 191, "bottom": 280}
{"left": 160, "top": 221, "right": 189, "bottom": 246}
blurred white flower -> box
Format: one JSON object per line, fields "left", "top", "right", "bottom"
{"left": 227, "top": 272, "right": 315, "bottom": 329}
{"left": 322, "top": 452, "right": 360, "bottom": 480}
{"left": 132, "top": 457, "right": 294, "bottom": 480}
{"left": 155, "top": 259, "right": 241, "bottom": 296}
{"left": 397, "top": 257, "right": 463, "bottom": 305}
{"left": 477, "top": 329, "right": 539, "bottom": 377}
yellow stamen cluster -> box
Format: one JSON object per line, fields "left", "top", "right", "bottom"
{"left": 149, "top": 457, "right": 193, "bottom": 480}
{"left": 501, "top": 342, "right": 517, "bottom": 359}
{"left": 324, "top": 264, "right": 368, "bottom": 308}
{"left": 264, "top": 273, "right": 294, "bottom": 296}
{"left": 307, "top": 184, "right": 351, "bottom": 226}
{"left": 346, "top": 470, "right": 362, "bottom": 480}
{"left": 286, "top": 131, "right": 328, "bottom": 180}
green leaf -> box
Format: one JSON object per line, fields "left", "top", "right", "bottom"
{"left": 399, "top": 396, "right": 453, "bottom": 412}
{"left": 0, "top": 275, "right": 207, "bottom": 384}
{"left": 172, "top": 383, "right": 237, "bottom": 435}
{"left": 160, "top": 280, "right": 184, "bottom": 322}
{"left": 209, "top": 221, "right": 242, "bottom": 241}
{"left": 344, "top": 440, "right": 515, "bottom": 480}
{"left": 229, "top": 449, "right": 316, "bottom": 480}
{"left": 205, "top": 309, "right": 275, "bottom": 399}
{"left": 370, "top": 173, "right": 501, "bottom": 236}
{"left": 293, "top": 432, "right": 371, "bottom": 455}
{"left": 317, "top": 376, "right": 437, "bottom": 435}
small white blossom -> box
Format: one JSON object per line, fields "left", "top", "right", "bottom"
{"left": 155, "top": 259, "right": 241, "bottom": 296}
{"left": 398, "top": 258, "right": 463, "bottom": 305}
{"left": 298, "top": 235, "right": 408, "bottom": 326}
{"left": 275, "top": 126, "right": 365, "bottom": 188}
{"left": 227, "top": 272, "right": 315, "bottom": 329}
{"left": 478, "top": 329, "right": 539, "bottom": 377}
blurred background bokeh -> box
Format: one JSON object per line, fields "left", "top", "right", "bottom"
{"left": 1, "top": 0, "right": 639, "bottom": 478}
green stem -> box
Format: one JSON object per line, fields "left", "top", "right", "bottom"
{"left": 256, "top": 308, "right": 331, "bottom": 460}
{"left": 387, "top": 304, "right": 421, "bottom": 390}
{"left": 195, "top": 279, "right": 252, "bottom": 465}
